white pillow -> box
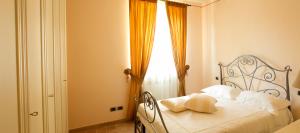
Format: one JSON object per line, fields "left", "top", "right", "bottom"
{"left": 201, "top": 85, "right": 241, "bottom": 100}
{"left": 160, "top": 96, "right": 190, "bottom": 112}
{"left": 184, "top": 94, "right": 217, "bottom": 113}
{"left": 236, "top": 91, "right": 290, "bottom": 114}
{"left": 236, "top": 91, "right": 261, "bottom": 104}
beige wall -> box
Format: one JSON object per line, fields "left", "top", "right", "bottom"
{"left": 67, "top": 0, "right": 203, "bottom": 129}
{"left": 0, "top": 0, "right": 19, "bottom": 132}
{"left": 67, "top": 0, "right": 130, "bottom": 129}
{"left": 202, "top": 0, "right": 300, "bottom": 119}
{"left": 186, "top": 6, "right": 203, "bottom": 94}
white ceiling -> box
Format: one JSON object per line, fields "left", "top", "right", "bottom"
{"left": 185, "top": 0, "right": 211, "bottom": 3}
{"left": 171, "top": 0, "right": 213, "bottom": 6}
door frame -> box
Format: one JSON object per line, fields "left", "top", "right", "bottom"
{"left": 16, "top": 0, "right": 68, "bottom": 133}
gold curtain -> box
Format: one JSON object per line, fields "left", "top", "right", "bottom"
{"left": 127, "top": 0, "right": 157, "bottom": 120}
{"left": 166, "top": 1, "right": 187, "bottom": 96}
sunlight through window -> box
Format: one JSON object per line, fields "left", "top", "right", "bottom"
{"left": 143, "top": 1, "right": 178, "bottom": 100}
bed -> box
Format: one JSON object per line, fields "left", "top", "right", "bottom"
{"left": 134, "top": 55, "right": 293, "bottom": 133}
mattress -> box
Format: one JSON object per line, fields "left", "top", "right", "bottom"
{"left": 137, "top": 98, "right": 293, "bottom": 133}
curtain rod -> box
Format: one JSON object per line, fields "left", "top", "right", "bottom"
{"left": 160, "top": 0, "right": 221, "bottom": 8}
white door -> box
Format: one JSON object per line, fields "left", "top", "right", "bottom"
{"left": 16, "top": 0, "right": 68, "bottom": 133}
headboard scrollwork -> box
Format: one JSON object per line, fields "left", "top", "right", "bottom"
{"left": 218, "top": 55, "right": 292, "bottom": 100}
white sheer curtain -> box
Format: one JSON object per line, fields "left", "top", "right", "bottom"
{"left": 143, "top": 1, "right": 178, "bottom": 100}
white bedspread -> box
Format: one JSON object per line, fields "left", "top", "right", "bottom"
{"left": 137, "top": 98, "right": 293, "bottom": 133}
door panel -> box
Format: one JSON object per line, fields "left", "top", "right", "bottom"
{"left": 26, "top": 0, "right": 44, "bottom": 132}
{"left": 43, "top": 0, "right": 56, "bottom": 132}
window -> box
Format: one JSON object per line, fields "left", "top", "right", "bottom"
{"left": 143, "top": 1, "right": 178, "bottom": 100}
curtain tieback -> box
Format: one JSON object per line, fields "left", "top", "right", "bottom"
{"left": 123, "top": 68, "right": 145, "bottom": 84}
{"left": 185, "top": 65, "right": 190, "bottom": 72}
{"left": 177, "top": 65, "right": 190, "bottom": 80}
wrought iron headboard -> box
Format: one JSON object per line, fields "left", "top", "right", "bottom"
{"left": 218, "top": 55, "right": 292, "bottom": 100}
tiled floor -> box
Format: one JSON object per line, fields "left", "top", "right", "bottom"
{"left": 70, "top": 121, "right": 134, "bottom": 133}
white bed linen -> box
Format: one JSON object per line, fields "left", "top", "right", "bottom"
{"left": 137, "top": 98, "right": 293, "bottom": 133}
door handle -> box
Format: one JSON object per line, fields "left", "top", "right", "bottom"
{"left": 29, "top": 112, "right": 38, "bottom": 116}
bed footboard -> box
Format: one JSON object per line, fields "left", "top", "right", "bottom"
{"left": 134, "top": 91, "right": 168, "bottom": 133}
{"left": 135, "top": 116, "right": 145, "bottom": 133}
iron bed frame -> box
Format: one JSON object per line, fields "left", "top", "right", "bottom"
{"left": 134, "top": 55, "right": 292, "bottom": 133}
